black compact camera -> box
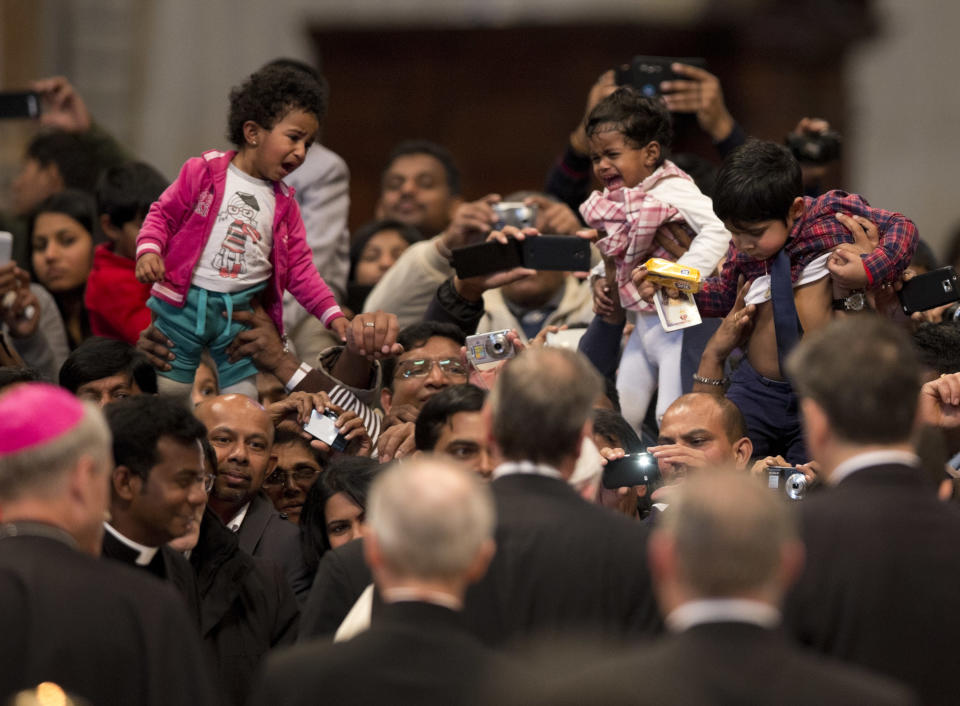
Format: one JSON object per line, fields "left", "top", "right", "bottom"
{"left": 602, "top": 452, "right": 662, "bottom": 490}
{"left": 785, "top": 130, "right": 842, "bottom": 165}
{"left": 767, "top": 466, "right": 807, "bottom": 501}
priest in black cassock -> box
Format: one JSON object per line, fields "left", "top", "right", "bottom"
{"left": 0, "top": 383, "right": 215, "bottom": 706}
{"left": 100, "top": 394, "right": 210, "bottom": 624}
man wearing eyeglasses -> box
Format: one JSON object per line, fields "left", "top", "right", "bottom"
{"left": 377, "top": 322, "right": 468, "bottom": 462}
{"left": 262, "top": 429, "right": 323, "bottom": 524}
{"left": 100, "top": 395, "right": 210, "bottom": 626}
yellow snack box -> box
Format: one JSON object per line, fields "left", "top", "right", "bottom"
{"left": 643, "top": 258, "right": 702, "bottom": 293}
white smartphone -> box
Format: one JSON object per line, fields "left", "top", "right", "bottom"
{"left": 0, "top": 231, "right": 13, "bottom": 264}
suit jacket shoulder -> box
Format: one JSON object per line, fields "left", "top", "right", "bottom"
{"left": 237, "top": 493, "right": 312, "bottom": 602}
{"left": 518, "top": 623, "right": 916, "bottom": 706}
{"left": 256, "top": 601, "right": 501, "bottom": 706}
{"left": 786, "top": 463, "right": 960, "bottom": 706}
{"left": 298, "top": 537, "right": 372, "bottom": 641}
{"left": 464, "top": 474, "right": 661, "bottom": 645}
{"left": 0, "top": 535, "right": 215, "bottom": 706}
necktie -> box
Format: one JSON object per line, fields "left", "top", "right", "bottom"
{"left": 770, "top": 248, "right": 802, "bottom": 375}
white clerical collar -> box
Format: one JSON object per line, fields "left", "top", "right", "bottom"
{"left": 103, "top": 522, "right": 158, "bottom": 566}
{"left": 829, "top": 450, "right": 919, "bottom": 486}
{"left": 492, "top": 461, "right": 563, "bottom": 481}
{"left": 381, "top": 587, "right": 463, "bottom": 612}
{"left": 666, "top": 599, "right": 781, "bottom": 633}
{"left": 226, "top": 502, "right": 251, "bottom": 533}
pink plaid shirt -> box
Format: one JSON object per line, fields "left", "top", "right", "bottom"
{"left": 580, "top": 162, "right": 694, "bottom": 312}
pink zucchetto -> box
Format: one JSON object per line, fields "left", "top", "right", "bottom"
{"left": 0, "top": 383, "right": 86, "bottom": 455}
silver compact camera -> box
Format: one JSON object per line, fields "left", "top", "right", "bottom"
{"left": 465, "top": 330, "right": 515, "bottom": 366}
{"left": 767, "top": 466, "right": 807, "bottom": 501}
{"left": 492, "top": 202, "right": 538, "bottom": 230}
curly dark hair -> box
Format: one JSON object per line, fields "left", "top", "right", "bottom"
{"left": 585, "top": 87, "right": 672, "bottom": 165}
{"left": 226, "top": 65, "right": 328, "bottom": 147}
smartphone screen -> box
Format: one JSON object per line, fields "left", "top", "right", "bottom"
{"left": 0, "top": 91, "right": 41, "bottom": 120}
{"left": 303, "top": 409, "right": 339, "bottom": 445}
{"left": 602, "top": 453, "right": 662, "bottom": 489}
{"left": 0, "top": 232, "right": 13, "bottom": 265}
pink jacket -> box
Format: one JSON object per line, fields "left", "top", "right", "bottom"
{"left": 136, "top": 149, "right": 343, "bottom": 336}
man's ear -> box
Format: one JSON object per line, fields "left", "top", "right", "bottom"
{"left": 733, "top": 436, "right": 754, "bottom": 468}
{"left": 643, "top": 141, "right": 662, "bottom": 170}
{"left": 800, "top": 397, "right": 829, "bottom": 461}
{"left": 380, "top": 387, "right": 393, "bottom": 414}
{"left": 112, "top": 465, "right": 139, "bottom": 502}
{"left": 464, "top": 538, "right": 496, "bottom": 585}
{"left": 647, "top": 531, "right": 676, "bottom": 585}
{"left": 363, "top": 531, "right": 383, "bottom": 572}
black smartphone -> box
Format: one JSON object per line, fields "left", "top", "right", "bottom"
{"left": 614, "top": 56, "right": 707, "bottom": 102}
{"left": 521, "top": 236, "right": 591, "bottom": 272}
{"left": 451, "top": 239, "right": 523, "bottom": 279}
{"left": 0, "top": 91, "right": 41, "bottom": 120}
{"left": 602, "top": 452, "right": 662, "bottom": 490}
{"left": 451, "top": 236, "right": 590, "bottom": 279}
{"left": 898, "top": 266, "right": 960, "bottom": 314}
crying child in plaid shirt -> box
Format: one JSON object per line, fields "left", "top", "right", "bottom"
{"left": 579, "top": 88, "right": 731, "bottom": 434}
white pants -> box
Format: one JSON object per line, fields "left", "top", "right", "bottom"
{"left": 617, "top": 311, "right": 684, "bottom": 434}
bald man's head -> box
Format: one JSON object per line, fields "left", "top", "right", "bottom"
{"left": 195, "top": 394, "right": 275, "bottom": 511}
{"left": 657, "top": 394, "right": 752, "bottom": 472}
{"left": 651, "top": 472, "right": 803, "bottom": 606}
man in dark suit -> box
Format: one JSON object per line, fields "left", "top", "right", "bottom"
{"left": 782, "top": 316, "right": 960, "bottom": 706}
{"left": 252, "top": 457, "right": 500, "bottom": 706}
{"left": 195, "top": 394, "right": 311, "bottom": 600}
{"left": 100, "top": 395, "right": 208, "bottom": 624}
{"left": 465, "top": 346, "right": 661, "bottom": 644}
{"left": 518, "top": 472, "right": 916, "bottom": 706}
{"left": 0, "top": 383, "right": 215, "bottom": 706}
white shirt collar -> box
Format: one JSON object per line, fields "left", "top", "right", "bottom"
{"left": 226, "top": 502, "right": 251, "bottom": 533}
{"left": 829, "top": 450, "right": 919, "bottom": 486}
{"left": 103, "top": 522, "right": 158, "bottom": 566}
{"left": 381, "top": 587, "right": 463, "bottom": 612}
{"left": 666, "top": 599, "right": 781, "bottom": 633}
{"left": 492, "top": 461, "right": 563, "bottom": 481}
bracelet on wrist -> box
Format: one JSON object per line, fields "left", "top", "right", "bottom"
{"left": 692, "top": 373, "right": 729, "bottom": 387}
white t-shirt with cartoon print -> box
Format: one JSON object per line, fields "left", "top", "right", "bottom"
{"left": 193, "top": 164, "right": 276, "bottom": 293}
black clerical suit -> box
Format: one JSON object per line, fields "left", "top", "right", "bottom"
{"left": 785, "top": 460, "right": 960, "bottom": 706}
{"left": 190, "top": 509, "right": 299, "bottom": 706}
{"left": 235, "top": 493, "right": 312, "bottom": 602}
{"left": 520, "top": 619, "right": 917, "bottom": 705}
{"left": 462, "top": 469, "right": 662, "bottom": 645}
{"left": 0, "top": 524, "right": 215, "bottom": 706}
{"left": 253, "top": 601, "right": 502, "bottom": 706}
{"left": 101, "top": 523, "right": 202, "bottom": 626}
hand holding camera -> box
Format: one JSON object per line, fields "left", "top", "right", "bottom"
{"left": 437, "top": 194, "right": 501, "bottom": 260}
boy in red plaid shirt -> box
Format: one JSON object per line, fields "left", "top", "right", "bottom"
{"left": 579, "top": 88, "right": 731, "bottom": 433}
{"left": 637, "top": 139, "right": 918, "bottom": 463}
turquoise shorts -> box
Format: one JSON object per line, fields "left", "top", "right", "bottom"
{"left": 147, "top": 283, "right": 266, "bottom": 388}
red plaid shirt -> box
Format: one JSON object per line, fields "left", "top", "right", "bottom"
{"left": 580, "top": 162, "right": 694, "bottom": 311}
{"left": 695, "top": 190, "right": 918, "bottom": 317}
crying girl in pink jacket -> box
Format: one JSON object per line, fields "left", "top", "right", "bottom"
{"left": 136, "top": 65, "right": 348, "bottom": 399}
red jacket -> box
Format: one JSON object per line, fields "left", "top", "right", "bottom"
{"left": 85, "top": 243, "right": 152, "bottom": 345}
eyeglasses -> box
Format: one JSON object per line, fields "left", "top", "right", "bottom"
{"left": 263, "top": 467, "right": 321, "bottom": 487}
{"left": 396, "top": 357, "right": 467, "bottom": 380}
{"left": 191, "top": 474, "right": 215, "bottom": 492}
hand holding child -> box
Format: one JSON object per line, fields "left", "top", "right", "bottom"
{"left": 827, "top": 213, "right": 877, "bottom": 289}
{"left": 135, "top": 253, "right": 165, "bottom": 283}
